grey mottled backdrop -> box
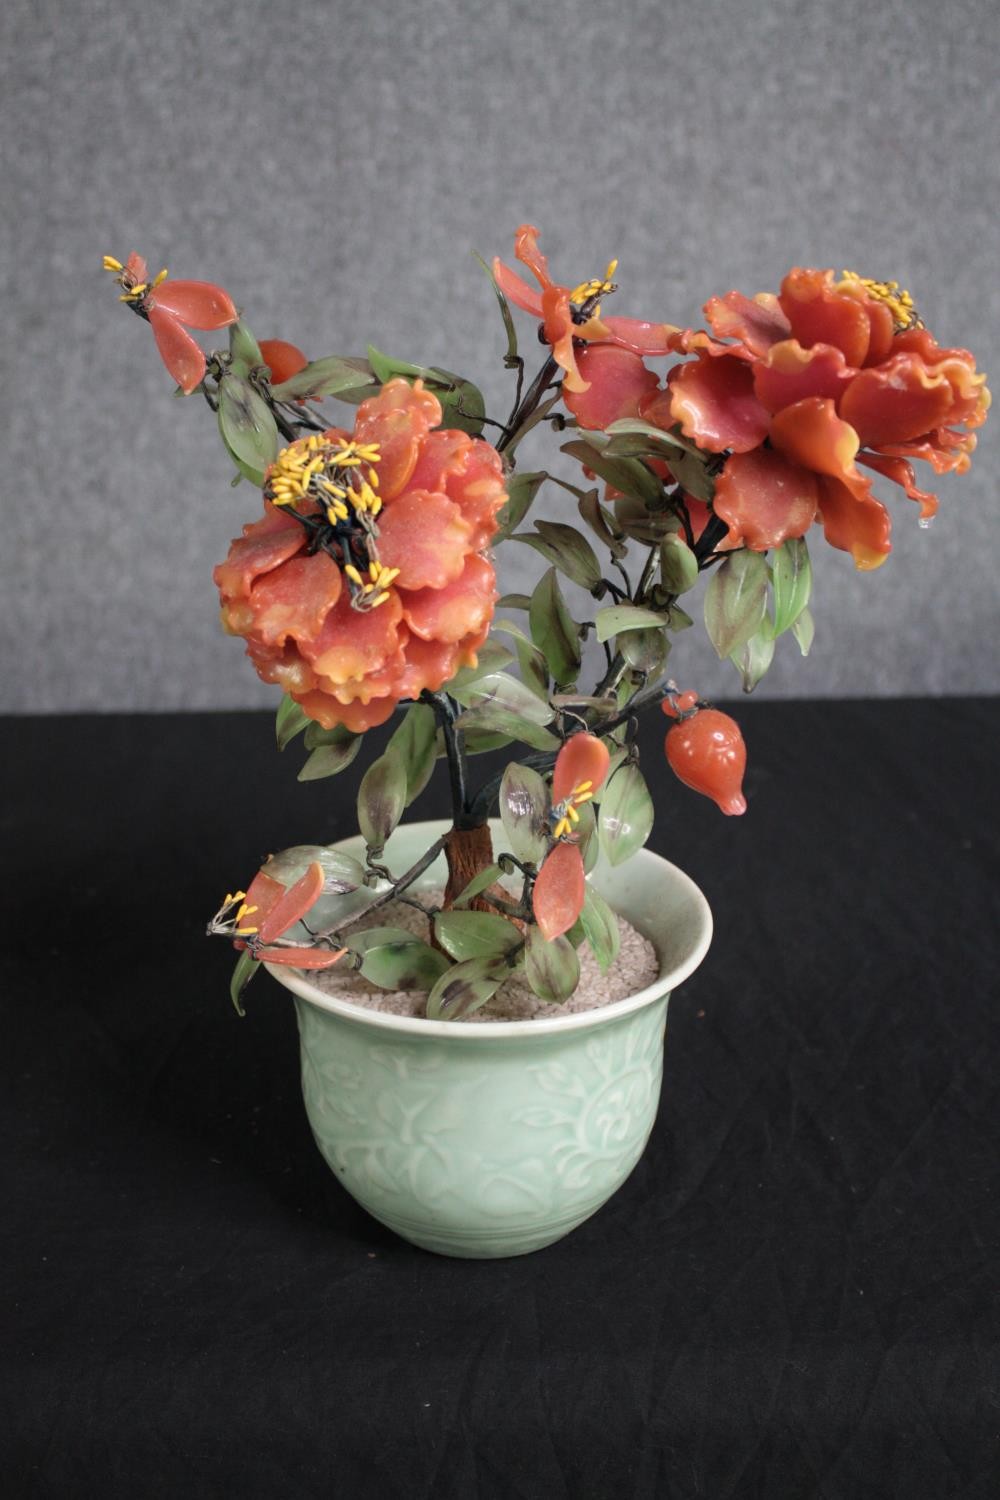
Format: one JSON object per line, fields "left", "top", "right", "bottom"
{"left": 3, "top": 0, "right": 998, "bottom": 712}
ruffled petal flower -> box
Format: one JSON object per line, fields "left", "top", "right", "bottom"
{"left": 668, "top": 353, "right": 770, "bottom": 453}
{"left": 214, "top": 378, "right": 506, "bottom": 731}
{"left": 562, "top": 345, "right": 660, "bottom": 431}
{"left": 713, "top": 449, "right": 818, "bottom": 551}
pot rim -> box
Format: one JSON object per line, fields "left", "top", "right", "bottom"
{"left": 266, "top": 818, "right": 712, "bottom": 1041}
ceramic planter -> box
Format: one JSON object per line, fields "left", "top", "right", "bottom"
{"left": 268, "top": 819, "right": 712, "bottom": 1258}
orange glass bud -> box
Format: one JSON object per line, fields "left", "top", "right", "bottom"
{"left": 532, "top": 840, "right": 586, "bottom": 941}
{"left": 552, "top": 732, "right": 611, "bottom": 804}
{"left": 259, "top": 339, "right": 308, "bottom": 385}
{"left": 663, "top": 702, "right": 747, "bottom": 815}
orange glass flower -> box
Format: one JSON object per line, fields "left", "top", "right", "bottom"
{"left": 103, "top": 253, "right": 238, "bottom": 394}
{"left": 661, "top": 270, "right": 990, "bottom": 568}
{"left": 493, "top": 226, "right": 673, "bottom": 417}
{"left": 214, "top": 380, "right": 507, "bottom": 732}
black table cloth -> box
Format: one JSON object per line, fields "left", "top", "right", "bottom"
{"left": 4, "top": 700, "right": 999, "bottom": 1499}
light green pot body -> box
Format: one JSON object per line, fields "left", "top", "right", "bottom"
{"left": 269, "top": 820, "right": 712, "bottom": 1259}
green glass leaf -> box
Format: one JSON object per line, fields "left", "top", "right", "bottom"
{"left": 575, "top": 799, "right": 599, "bottom": 874}
{"left": 217, "top": 375, "right": 281, "bottom": 479}
{"left": 604, "top": 417, "right": 701, "bottom": 454}
{"left": 275, "top": 694, "right": 311, "bottom": 750}
{"left": 434, "top": 910, "right": 522, "bottom": 963}
{"left": 462, "top": 729, "right": 516, "bottom": 754}
{"left": 561, "top": 438, "right": 663, "bottom": 508}
{"left": 792, "top": 606, "right": 815, "bottom": 656}
{"left": 491, "top": 619, "right": 549, "bottom": 697}
{"left": 659, "top": 533, "right": 699, "bottom": 594}
{"left": 452, "top": 863, "right": 506, "bottom": 908}
{"left": 598, "top": 763, "right": 654, "bottom": 867}
{"left": 453, "top": 706, "right": 559, "bottom": 752}
{"left": 578, "top": 885, "right": 621, "bottom": 972}
{"left": 771, "top": 536, "right": 812, "bottom": 636}
{"left": 270, "top": 355, "right": 378, "bottom": 404}
{"left": 496, "top": 592, "right": 532, "bottom": 611}
{"left": 450, "top": 671, "right": 554, "bottom": 724}
{"left": 473, "top": 251, "right": 519, "bottom": 366}
{"left": 261, "top": 844, "right": 366, "bottom": 893}
{"left": 704, "top": 551, "right": 769, "bottom": 659}
{"left": 500, "top": 762, "right": 550, "bottom": 864}
{"left": 386, "top": 703, "right": 438, "bottom": 805}
{"left": 298, "top": 735, "right": 362, "bottom": 781}
{"left": 228, "top": 320, "right": 264, "bottom": 377}
{"left": 357, "top": 936, "right": 450, "bottom": 991}
{"left": 357, "top": 750, "right": 407, "bottom": 853}
{"left": 613, "top": 495, "right": 680, "bottom": 545}
{"left": 446, "top": 641, "right": 516, "bottom": 696}
{"left": 618, "top": 627, "right": 670, "bottom": 676}
{"left": 577, "top": 487, "right": 628, "bottom": 559}
{"left": 303, "top": 720, "right": 355, "bottom": 751}
{"left": 525, "top": 927, "right": 580, "bottom": 1002}
{"left": 730, "top": 620, "right": 775, "bottom": 693}
{"left": 496, "top": 471, "right": 545, "bottom": 539}
{"left": 229, "top": 948, "right": 260, "bottom": 1017}
{"left": 426, "top": 955, "right": 510, "bottom": 1021}
{"left": 511, "top": 522, "right": 603, "bottom": 592}
{"left": 529, "top": 568, "right": 581, "bottom": 688}
{"left": 595, "top": 605, "right": 670, "bottom": 643}
{"left": 366, "top": 348, "right": 485, "bottom": 436}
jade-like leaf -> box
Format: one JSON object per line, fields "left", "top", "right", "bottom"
{"left": 275, "top": 694, "right": 311, "bottom": 751}
{"left": 529, "top": 569, "right": 581, "bottom": 688}
{"left": 454, "top": 706, "right": 559, "bottom": 752}
{"left": 451, "top": 671, "right": 554, "bottom": 724}
{"left": 604, "top": 417, "right": 701, "bottom": 454}
{"left": 613, "top": 495, "right": 680, "bottom": 545}
{"left": 595, "top": 605, "right": 670, "bottom": 643}
{"left": 561, "top": 438, "right": 663, "bottom": 508}
{"left": 660, "top": 533, "right": 699, "bottom": 594}
{"left": 356, "top": 935, "right": 450, "bottom": 992}
{"left": 598, "top": 763, "right": 654, "bottom": 867}
{"left": 704, "top": 551, "right": 769, "bottom": 659}
{"left": 298, "top": 735, "right": 362, "bottom": 781}
{"left": 270, "top": 354, "right": 379, "bottom": 404}
{"left": 426, "top": 955, "right": 510, "bottom": 1021}
{"left": 303, "top": 720, "right": 355, "bottom": 751}
{"left": 575, "top": 800, "right": 599, "bottom": 875}
{"left": 386, "top": 703, "right": 438, "bottom": 805}
{"left": 446, "top": 641, "right": 516, "bottom": 696}
{"left": 452, "top": 863, "right": 506, "bottom": 908}
{"left": 525, "top": 927, "right": 580, "bottom": 1003}
{"left": 228, "top": 320, "right": 264, "bottom": 378}
{"left": 434, "top": 910, "right": 522, "bottom": 963}
{"left": 462, "top": 728, "right": 516, "bottom": 754}
{"left": 511, "top": 522, "right": 603, "bottom": 592}
{"left": 730, "top": 620, "right": 775, "bottom": 693}
{"left": 473, "top": 251, "right": 519, "bottom": 367}
{"left": 792, "top": 606, "right": 815, "bottom": 656}
{"left": 618, "top": 627, "right": 670, "bottom": 676}
{"left": 229, "top": 948, "right": 260, "bottom": 1017}
{"left": 357, "top": 751, "right": 407, "bottom": 853}
{"left": 496, "top": 471, "right": 545, "bottom": 539}
{"left": 578, "top": 885, "right": 621, "bottom": 973}
{"left": 491, "top": 619, "right": 549, "bottom": 697}
{"left": 217, "top": 375, "right": 281, "bottom": 479}
{"left": 771, "top": 536, "right": 812, "bottom": 636}
{"left": 261, "top": 844, "right": 367, "bottom": 893}
{"left": 496, "top": 592, "right": 532, "bottom": 611}
{"left": 577, "top": 487, "right": 627, "bottom": 559}
{"left": 664, "top": 448, "right": 716, "bottom": 502}
{"left": 500, "top": 762, "right": 550, "bottom": 864}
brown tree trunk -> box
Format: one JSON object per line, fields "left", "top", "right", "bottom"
{"left": 442, "top": 823, "right": 497, "bottom": 911}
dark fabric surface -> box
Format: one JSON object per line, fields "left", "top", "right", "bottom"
{"left": 3, "top": 701, "right": 999, "bottom": 1499}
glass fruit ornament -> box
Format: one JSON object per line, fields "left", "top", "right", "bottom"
{"left": 662, "top": 697, "right": 747, "bottom": 816}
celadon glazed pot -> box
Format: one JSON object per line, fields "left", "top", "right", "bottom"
{"left": 267, "top": 819, "right": 712, "bottom": 1258}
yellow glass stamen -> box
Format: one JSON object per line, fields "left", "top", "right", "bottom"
{"left": 102, "top": 254, "right": 124, "bottom": 272}
{"left": 236, "top": 924, "right": 259, "bottom": 935}
{"left": 567, "top": 804, "right": 580, "bottom": 823}
{"left": 840, "top": 270, "right": 921, "bottom": 330}
{"left": 152, "top": 267, "right": 169, "bottom": 286}
{"left": 344, "top": 564, "right": 364, "bottom": 585}
{"left": 554, "top": 817, "right": 571, "bottom": 839}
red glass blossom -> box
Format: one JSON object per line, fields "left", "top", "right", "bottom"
{"left": 493, "top": 226, "right": 673, "bottom": 419}
{"left": 259, "top": 339, "right": 308, "bottom": 385}
{"left": 214, "top": 379, "right": 507, "bottom": 732}
{"left": 660, "top": 270, "right": 990, "bottom": 568}
{"left": 532, "top": 733, "right": 612, "bottom": 940}
{"left": 104, "top": 253, "right": 238, "bottom": 394}
{"left": 231, "top": 861, "right": 346, "bottom": 968}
